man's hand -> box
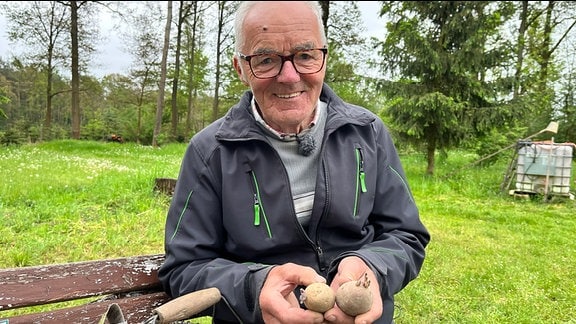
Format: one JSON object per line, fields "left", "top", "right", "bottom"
{"left": 324, "top": 256, "right": 383, "bottom": 324}
{"left": 259, "top": 263, "right": 327, "bottom": 324}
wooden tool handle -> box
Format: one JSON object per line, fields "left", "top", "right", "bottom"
{"left": 154, "top": 287, "right": 221, "bottom": 324}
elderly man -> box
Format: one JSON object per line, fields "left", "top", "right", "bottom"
{"left": 159, "top": 2, "right": 430, "bottom": 323}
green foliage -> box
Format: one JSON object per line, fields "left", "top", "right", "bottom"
{"left": 556, "top": 70, "right": 576, "bottom": 143}
{"left": 324, "top": 2, "right": 382, "bottom": 112}
{"left": 0, "top": 119, "right": 41, "bottom": 145}
{"left": 385, "top": 91, "right": 465, "bottom": 141}
{"left": 82, "top": 118, "right": 108, "bottom": 140}
{"left": 376, "top": 1, "right": 525, "bottom": 174}
{"left": 118, "top": 102, "right": 159, "bottom": 145}
{"left": 0, "top": 82, "right": 9, "bottom": 118}
{"left": 470, "top": 125, "right": 529, "bottom": 167}
{"left": 0, "top": 0, "right": 574, "bottom": 180}
{"left": 326, "top": 49, "right": 380, "bottom": 112}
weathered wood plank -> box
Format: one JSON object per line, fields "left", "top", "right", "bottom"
{"left": 0, "top": 254, "right": 165, "bottom": 310}
{"left": 1, "top": 291, "right": 170, "bottom": 324}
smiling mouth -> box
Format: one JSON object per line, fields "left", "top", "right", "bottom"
{"left": 276, "top": 92, "right": 302, "bottom": 99}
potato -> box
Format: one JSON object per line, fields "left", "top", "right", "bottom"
{"left": 335, "top": 272, "right": 373, "bottom": 316}
{"left": 300, "top": 282, "right": 336, "bottom": 313}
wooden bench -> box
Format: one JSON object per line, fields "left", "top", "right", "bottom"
{"left": 0, "top": 254, "right": 170, "bottom": 323}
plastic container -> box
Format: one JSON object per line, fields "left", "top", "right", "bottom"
{"left": 515, "top": 142, "right": 573, "bottom": 195}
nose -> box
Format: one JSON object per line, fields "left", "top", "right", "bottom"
{"left": 276, "top": 60, "right": 301, "bottom": 82}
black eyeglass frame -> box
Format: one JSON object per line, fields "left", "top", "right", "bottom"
{"left": 238, "top": 47, "right": 328, "bottom": 79}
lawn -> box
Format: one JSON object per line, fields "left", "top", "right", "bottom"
{"left": 0, "top": 140, "right": 574, "bottom": 323}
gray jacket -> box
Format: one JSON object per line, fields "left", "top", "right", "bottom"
{"left": 158, "top": 84, "right": 430, "bottom": 323}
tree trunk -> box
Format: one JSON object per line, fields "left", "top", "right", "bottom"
{"left": 186, "top": 2, "right": 198, "bottom": 135}
{"left": 70, "top": 0, "right": 81, "bottom": 139}
{"left": 319, "top": 1, "right": 329, "bottom": 38}
{"left": 211, "top": 1, "right": 224, "bottom": 122}
{"left": 171, "top": 1, "right": 187, "bottom": 140}
{"left": 513, "top": 1, "right": 528, "bottom": 98}
{"left": 154, "top": 178, "right": 177, "bottom": 195}
{"left": 426, "top": 130, "right": 437, "bottom": 175}
{"left": 43, "top": 64, "right": 54, "bottom": 142}
{"left": 153, "top": 1, "right": 173, "bottom": 147}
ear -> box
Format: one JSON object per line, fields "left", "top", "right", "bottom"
{"left": 233, "top": 56, "right": 249, "bottom": 86}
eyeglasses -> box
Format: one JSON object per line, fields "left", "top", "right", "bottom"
{"left": 238, "top": 48, "right": 328, "bottom": 79}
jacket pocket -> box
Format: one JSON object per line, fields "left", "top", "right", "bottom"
{"left": 354, "top": 147, "right": 368, "bottom": 217}
{"left": 248, "top": 169, "right": 273, "bottom": 238}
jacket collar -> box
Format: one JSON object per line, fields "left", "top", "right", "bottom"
{"left": 215, "top": 83, "right": 375, "bottom": 141}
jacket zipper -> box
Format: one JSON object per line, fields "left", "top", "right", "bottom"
{"left": 316, "top": 244, "right": 326, "bottom": 272}
{"left": 354, "top": 147, "right": 367, "bottom": 217}
{"left": 315, "top": 163, "right": 329, "bottom": 272}
{"left": 249, "top": 170, "right": 272, "bottom": 238}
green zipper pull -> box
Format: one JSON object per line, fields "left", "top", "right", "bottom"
{"left": 358, "top": 148, "right": 367, "bottom": 193}
{"left": 253, "top": 194, "right": 260, "bottom": 226}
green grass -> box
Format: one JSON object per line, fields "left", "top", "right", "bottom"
{"left": 1, "top": 140, "right": 575, "bottom": 323}
{"left": 0, "top": 140, "right": 183, "bottom": 266}
{"left": 396, "top": 152, "right": 576, "bottom": 323}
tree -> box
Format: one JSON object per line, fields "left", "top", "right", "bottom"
{"left": 513, "top": 1, "right": 530, "bottom": 99}
{"left": 1, "top": 1, "right": 574, "bottom": 149}
{"left": 100, "top": 73, "right": 139, "bottom": 136}
{"left": 319, "top": 1, "right": 329, "bottom": 38}
{"left": 324, "top": 1, "right": 377, "bottom": 110}
{"left": 121, "top": 2, "right": 164, "bottom": 144}
{"left": 69, "top": 1, "right": 81, "bottom": 139}
{"left": 523, "top": 1, "right": 576, "bottom": 133}
{"left": 169, "top": 1, "right": 191, "bottom": 140}
{"left": 210, "top": 1, "right": 238, "bottom": 122}
{"left": 0, "top": 72, "right": 11, "bottom": 119}
{"left": 557, "top": 65, "right": 576, "bottom": 142}
{"left": 152, "top": 1, "right": 172, "bottom": 147}
{"left": 2, "top": 1, "right": 69, "bottom": 141}
{"left": 376, "top": 1, "right": 518, "bottom": 175}
{"left": 57, "top": 1, "right": 98, "bottom": 140}
{"left": 181, "top": 1, "right": 211, "bottom": 135}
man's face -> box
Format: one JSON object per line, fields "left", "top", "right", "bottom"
{"left": 233, "top": 2, "right": 326, "bottom": 134}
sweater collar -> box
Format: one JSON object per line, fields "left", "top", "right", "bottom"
{"left": 250, "top": 98, "right": 321, "bottom": 142}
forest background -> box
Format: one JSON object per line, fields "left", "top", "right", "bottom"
{"left": 0, "top": 1, "right": 575, "bottom": 176}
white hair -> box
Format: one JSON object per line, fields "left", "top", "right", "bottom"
{"left": 234, "top": 1, "right": 327, "bottom": 54}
